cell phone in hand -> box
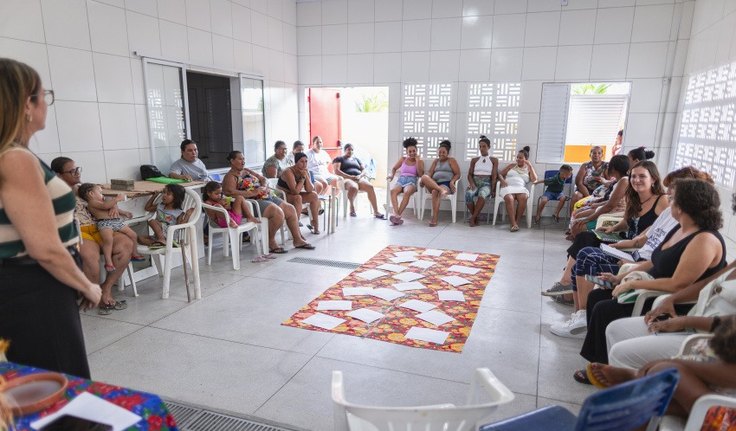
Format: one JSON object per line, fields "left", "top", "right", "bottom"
{"left": 40, "top": 414, "right": 113, "bottom": 431}
{"left": 584, "top": 274, "right": 613, "bottom": 289}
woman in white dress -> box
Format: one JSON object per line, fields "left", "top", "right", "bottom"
{"left": 498, "top": 146, "right": 537, "bottom": 232}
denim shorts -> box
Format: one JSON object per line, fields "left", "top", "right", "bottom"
{"left": 395, "top": 175, "right": 417, "bottom": 189}
{"left": 543, "top": 191, "right": 565, "bottom": 201}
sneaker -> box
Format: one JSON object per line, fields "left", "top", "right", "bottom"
{"left": 553, "top": 295, "right": 574, "bottom": 306}
{"left": 542, "top": 282, "right": 573, "bottom": 297}
{"left": 550, "top": 310, "right": 587, "bottom": 339}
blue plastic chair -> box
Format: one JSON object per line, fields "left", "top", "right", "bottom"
{"left": 480, "top": 368, "right": 680, "bottom": 431}
{"left": 536, "top": 169, "right": 574, "bottom": 223}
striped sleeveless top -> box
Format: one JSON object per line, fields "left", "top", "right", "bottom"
{"left": 0, "top": 146, "right": 79, "bottom": 258}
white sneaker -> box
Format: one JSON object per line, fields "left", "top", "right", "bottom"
{"left": 550, "top": 310, "right": 587, "bottom": 339}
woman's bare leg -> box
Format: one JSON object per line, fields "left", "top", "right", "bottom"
{"left": 390, "top": 186, "right": 402, "bottom": 216}
{"left": 397, "top": 185, "right": 416, "bottom": 216}
{"left": 263, "top": 204, "right": 285, "bottom": 250}
{"left": 301, "top": 191, "right": 321, "bottom": 232}
{"left": 359, "top": 180, "right": 380, "bottom": 215}
{"left": 345, "top": 180, "right": 358, "bottom": 213}
{"left": 504, "top": 195, "right": 517, "bottom": 226}
{"left": 99, "top": 229, "right": 115, "bottom": 268}
{"left": 515, "top": 194, "right": 527, "bottom": 226}
{"left": 431, "top": 189, "right": 442, "bottom": 225}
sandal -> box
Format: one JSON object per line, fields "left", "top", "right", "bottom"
{"left": 350, "top": 210, "right": 357, "bottom": 217}
{"left": 251, "top": 255, "right": 268, "bottom": 263}
{"left": 429, "top": 221, "right": 438, "bottom": 227}
{"left": 510, "top": 225, "right": 519, "bottom": 232}
{"left": 269, "top": 247, "right": 288, "bottom": 254}
{"left": 374, "top": 213, "right": 386, "bottom": 220}
{"left": 294, "top": 243, "right": 315, "bottom": 250}
{"left": 97, "top": 304, "right": 113, "bottom": 315}
{"left": 111, "top": 299, "right": 127, "bottom": 310}
{"left": 573, "top": 368, "right": 592, "bottom": 385}
{"left": 553, "top": 214, "right": 560, "bottom": 223}
{"left": 263, "top": 253, "right": 277, "bottom": 260}
{"left": 586, "top": 363, "right": 611, "bottom": 388}
{"left": 309, "top": 226, "right": 320, "bottom": 235}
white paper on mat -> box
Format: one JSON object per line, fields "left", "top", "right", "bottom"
{"left": 347, "top": 308, "right": 385, "bottom": 323}
{"left": 355, "top": 269, "right": 388, "bottom": 280}
{"left": 343, "top": 287, "right": 373, "bottom": 296}
{"left": 377, "top": 263, "right": 408, "bottom": 273}
{"left": 31, "top": 392, "right": 141, "bottom": 431}
{"left": 422, "top": 249, "right": 444, "bottom": 256}
{"left": 393, "top": 271, "right": 425, "bottom": 282}
{"left": 448, "top": 264, "right": 480, "bottom": 275}
{"left": 441, "top": 275, "right": 472, "bottom": 287}
{"left": 390, "top": 255, "right": 418, "bottom": 263}
{"left": 317, "top": 300, "right": 353, "bottom": 311}
{"left": 303, "top": 313, "right": 345, "bottom": 330}
{"left": 438, "top": 290, "right": 466, "bottom": 302}
{"left": 370, "top": 288, "right": 406, "bottom": 301}
{"left": 394, "top": 250, "right": 418, "bottom": 258}
{"left": 405, "top": 327, "right": 449, "bottom": 345}
{"left": 393, "top": 281, "right": 426, "bottom": 292}
{"left": 410, "top": 260, "right": 436, "bottom": 270}
{"left": 456, "top": 253, "right": 479, "bottom": 262}
{"left": 416, "top": 310, "right": 455, "bottom": 326}
{"left": 399, "top": 299, "right": 437, "bottom": 312}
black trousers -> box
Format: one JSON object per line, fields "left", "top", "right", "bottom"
{"left": 0, "top": 261, "right": 90, "bottom": 379}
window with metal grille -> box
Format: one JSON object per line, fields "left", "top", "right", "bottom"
{"left": 401, "top": 83, "right": 453, "bottom": 159}
{"left": 674, "top": 62, "right": 736, "bottom": 188}
{"left": 464, "top": 82, "right": 521, "bottom": 161}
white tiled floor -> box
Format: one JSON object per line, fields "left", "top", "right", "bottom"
{"left": 83, "top": 207, "right": 596, "bottom": 430}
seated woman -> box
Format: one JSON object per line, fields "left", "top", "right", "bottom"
{"left": 573, "top": 179, "right": 726, "bottom": 384}
{"left": 420, "top": 140, "right": 460, "bottom": 227}
{"left": 587, "top": 315, "right": 736, "bottom": 421}
{"left": 498, "top": 146, "right": 537, "bottom": 232}
{"left": 465, "top": 136, "right": 498, "bottom": 227}
{"left": 278, "top": 152, "right": 321, "bottom": 234}
{"left": 51, "top": 157, "right": 134, "bottom": 315}
{"left": 332, "top": 143, "right": 384, "bottom": 219}
{"left": 387, "top": 137, "right": 424, "bottom": 226}
{"left": 222, "top": 151, "right": 314, "bottom": 253}
{"left": 550, "top": 161, "right": 668, "bottom": 338}
{"left": 627, "top": 146, "right": 655, "bottom": 165}
{"left": 572, "top": 146, "right": 609, "bottom": 207}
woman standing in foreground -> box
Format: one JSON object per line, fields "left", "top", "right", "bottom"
{"left": 0, "top": 58, "right": 101, "bottom": 378}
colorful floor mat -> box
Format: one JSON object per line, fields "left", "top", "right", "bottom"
{"left": 282, "top": 245, "right": 500, "bottom": 353}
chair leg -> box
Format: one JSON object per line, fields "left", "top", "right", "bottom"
{"left": 229, "top": 230, "right": 240, "bottom": 271}
{"left": 207, "top": 231, "right": 214, "bottom": 266}
{"left": 223, "top": 230, "right": 230, "bottom": 258}
{"left": 189, "top": 230, "right": 201, "bottom": 300}
{"left": 451, "top": 197, "right": 457, "bottom": 223}
{"left": 152, "top": 254, "right": 164, "bottom": 277}
{"left": 161, "top": 253, "right": 172, "bottom": 299}
{"left": 125, "top": 263, "right": 139, "bottom": 297}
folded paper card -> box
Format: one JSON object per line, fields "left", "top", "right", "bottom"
{"left": 405, "top": 327, "right": 449, "bottom": 344}
{"left": 317, "top": 300, "right": 353, "bottom": 311}
{"left": 393, "top": 281, "right": 427, "bottom": 292}
{"left": 416, "top": 310, "right": 455, "bottom": 326}
{"left": 438, "top": 290, "right": 466, "bottom": 302}
{"left": 440, "top": 275, "right": 472, "bottom": 287}
{"left": 393, "top": 272, "right": 425, "bottom": 282}
{"left": 347, "top": 308, "right": 385, "bottom": 323}
{"left": 303, "top": 313, "right": 345, "bottom": 330}
{"left": 355, "top": 269, "right": 388, "bottom": 280}
{"left": 376, "top": 263, "right": 408, "bottom": 273}
{"left": 447, "top": 265, "right": 480, "bottom": 275}
{"left": 399, "top": 299, "right": 436, "bottom": 312}
{"left": 31, "top": 392, "right": 141, "bottom": 431}
{"left": 369, "top": 288, "right": 406, "bottom": 301}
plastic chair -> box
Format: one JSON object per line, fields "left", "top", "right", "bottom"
{"left": 332, "top": 368, "right": 515, "bottom": 431}
{"left": 135, "top": 188, "right": 202, "bottom": 300}
{"left": 202, "top": 200, "right": 263, "bottom": 270}
{"left": 419, "top": 178, "right": 461, "bottom": 223}
{"left": 535, "top": 170, "right": 574, "bottom": 223}
{"left": 492, "top": 181, "right": 535, "bottom": 229}
{"left": 480, "top": 368, "right": 680, "bottom": 431}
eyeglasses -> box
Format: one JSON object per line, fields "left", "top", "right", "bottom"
{"left": 31, "top": 90, "right": 55, "bottom": 106}
{"left": 64, "top": 167, "right": 82, "bottom": 175}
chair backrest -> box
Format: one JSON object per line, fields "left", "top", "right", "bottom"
{"left": 575, "top": 368, "right": 679, "bottom": 431}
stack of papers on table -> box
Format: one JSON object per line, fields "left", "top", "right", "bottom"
{"left": 31, "top": 392, "right": 141, "bottom": 431}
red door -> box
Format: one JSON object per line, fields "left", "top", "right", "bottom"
{"left": 308, "top": 88, "right": 342, "bottom": 159}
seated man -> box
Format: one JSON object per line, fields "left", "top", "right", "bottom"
{"left": 169, "top": 139, "right": 211, "bottom": 181}
{"left": 51, "top": 157, "right": 135, "bottom": 315}
{"left": 262, "top": 140, "right": 292, "bottom": 178}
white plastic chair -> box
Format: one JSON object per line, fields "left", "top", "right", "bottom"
{"left": 332, "top": 368, "right": 515, "bottom": 431}
{"left": 135, "top": 188, "right": 202, "bottom": 300}
{"left": 419, "top": 178, "right": 460, "bottom": 223}
{"left": 492, "top": 180, "right": 535, "bottom": 229}
{"left": 202, "top": 200, "right": 263, "bottom": 270}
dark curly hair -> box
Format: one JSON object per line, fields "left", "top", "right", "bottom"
{"left": 662, "top": 166, "right": 714, "bottom": 187}
{"left": 628, "top": 146, "right": 655, "bottom": 162}
{"left": 77, "top": 182, "right": 97, "bottom": 201}
{"left": 438, "top": 139, "right": 451, "bottom": 152}
{"left": 624, "top": 161, "right": 665, "bottom": 221}
{"left": 403, "top": 137, "right": 418, "bottom": 149}
{"left": 607, "top": 154, "right": 630, "bottom": 178}
{"left": 518, "top": 146, "right": 530, "bottom": 159}
{"left": 672, "top": 178, "right": 722, "bottom": 230}
{"left": 202, "top": 180, "right": 222, "bottom": 201}
{"left": 479, "top": 135, "right": 491, "bottom": 146}
{"left": 50, "top": 156, "right": 73, "bottom": 174}
{"left": 711, "top": 315, "right": 736, "bottom": 363}
{"left": 164, "top": 184, "right": 186, "bottom": 209}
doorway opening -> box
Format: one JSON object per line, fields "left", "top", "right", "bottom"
{"left": 186, "top": 71, "right": 233, "bottom": 169}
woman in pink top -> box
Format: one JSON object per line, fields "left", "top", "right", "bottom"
{"left": 387, "top": 138, "right": 424, "bottom": 225}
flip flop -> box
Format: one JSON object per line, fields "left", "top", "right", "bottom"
{"left": 262, "top": 253, "right": 277, "bottom": 260}
{"left": 374, "top": 213, "right": 386, "bottom": 220}
{"left": 97, "top": 304, "right": 113, "bottom": 315}
{"left": 350, "top": 211, "right": 357, "bottom": 217}
{"left": 510, "top": 225, "right": 520, "bottom": 232}
{"left": 586, "top": 363, "right": 611, "bottom": 388}
{"left": 573, "top": 368, "right": 592, "bottom": 385}
{"left": 294, "top": 243, "right": 315, "bottom": 250}
{"left": 251, "top": 255, "right": 268, "bottom": 263}
{"left": 269, "top": 247, "right": 288, "bottom": 254}
{"left": 112, "top": 299, "right": 127, "bottom": 310}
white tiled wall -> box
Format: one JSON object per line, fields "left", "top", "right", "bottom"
{"left": 296, "top": 0, "right": 695, "bottom": 200}
{"left": 1, "top": 0, "right": 299, "bottom": 183}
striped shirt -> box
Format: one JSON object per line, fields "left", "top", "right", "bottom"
{"left": 0, "top": 146, "right": 79, "bottom": 258}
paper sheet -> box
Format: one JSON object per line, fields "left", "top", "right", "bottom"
{"left": 30, "top": 392, "right": 142, "bottom": 431}
{"left": 438, "top": 290, "right": 466, "bottom": 302}
{"left": 410, "top": 260, "right": 436, "bottom": 270}
{"left": 456, "top": 253, "right": 479, "bottom": 262}
{"left": 317, "top": 300, "right": 353, "bottom": 311}
{"left": 370, "top": 288, "right": 406, "bottom": 301}
{"left": 394, "top": 251, "right": 418, "bottom": 258}
{"left": 303, "top": 313, "right": 345, "bottom": 330}
{"left": 355, "top": 269, "right": 388, "bottom": 280}
{"left": 390, "top": 255, "right": 418, "bottom": 263}
{"left": 347, "top": 308, "right": 385, "bottom": 323}
{"left": 422, "top": 249, "right": 444, "bottom": 257}
{"left": 399, "top": 299, "right": 437, "bottom": 312}
{"left": 440, "top": 275, "right": 472, "bottom": 287}
{"left": 342, "top": 287, "right": 373, "bottom": 296}
{"left": 393, "top": 271, "right": 425, "bottom": 282}
{"left": 600, "top": 243, "right": 634, "bottom": 262}
{"left": 377, "top": 263, "right": 408, "bottom": 273}
{"left": 447, "top": 264, "right": 480, "bottom": 275}
{"left": 416, "top": 310, "right": 455, "bottom": 326}
{"left": 405, "top": 327, "right": 449, "bottom": 345}
{"left": 393, "top": 281, "right": 427, "bottom": 292}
